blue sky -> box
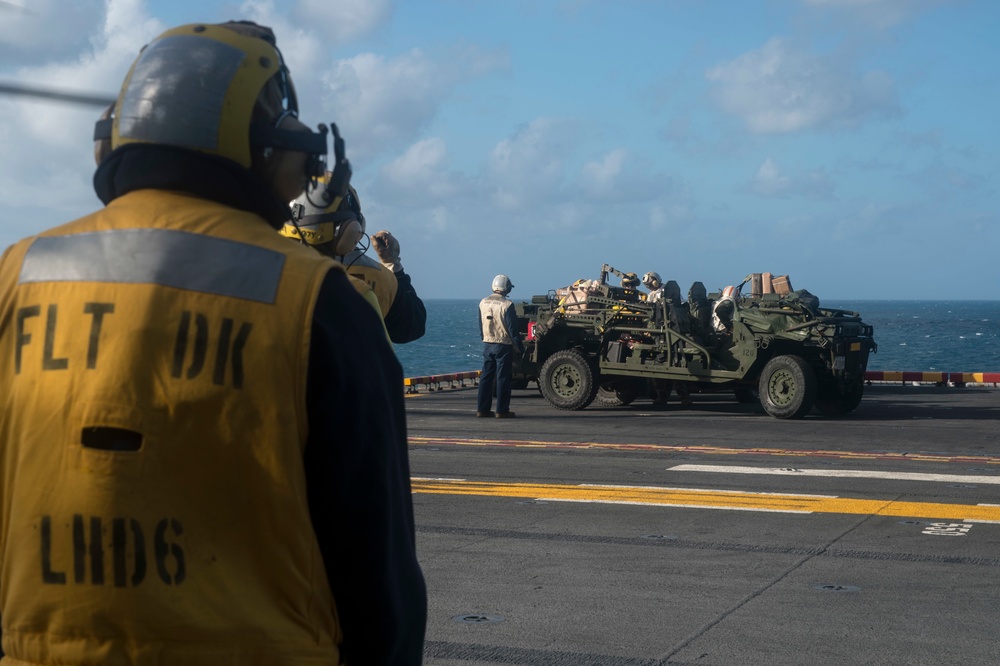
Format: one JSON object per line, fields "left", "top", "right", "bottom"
{"left": 1, "top": 0, "right": 997, "bottom": 300}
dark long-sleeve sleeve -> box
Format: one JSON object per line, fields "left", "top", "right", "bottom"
{"left": 303, "top": 268, "right": 427, "bottom": 665}
{"left": 501, "top": 300, "right": 524, "bottom": 353}
{"left": 477, "top": 299, "right": 484, "bottom": 341}
{"left": 383, "top": 270, "right": 427, "bottom": 344}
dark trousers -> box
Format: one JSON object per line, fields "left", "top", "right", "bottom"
{"left": 477, "top": 342, "right": 513, "bottom": 414}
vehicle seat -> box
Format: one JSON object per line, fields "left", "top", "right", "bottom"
{"left": 688, "top": 281, "right": 711, "bottom": 340}
{"left": 663, "top": 280, "right": 682, "bottom": 302}
{"left": 662, "top": 281, "right": 690, "bottom": 334}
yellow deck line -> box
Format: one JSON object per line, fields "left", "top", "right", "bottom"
{"left": 411, "top": 478, "right": 1000, "bottom": 521}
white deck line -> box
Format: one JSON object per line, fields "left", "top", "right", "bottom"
{"left": 668, "top": 464, "right": 1000, "bottom": 485}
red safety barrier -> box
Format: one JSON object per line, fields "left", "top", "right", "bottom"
{"left": 865, "top": 371, "right": 1000, "bottom": 386}
{"left": 947, "top": 372, "right": 1000, "bottom": 385}
{"left": 405, "top": 370, "right": 998, "bottom": 393}
{"left": 404, "top": 370, "right": 481, "bottom": 393}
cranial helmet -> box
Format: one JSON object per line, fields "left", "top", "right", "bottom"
{"left": 621, "top": 272, "right": 640, "bottom": 289}
{"left": 642, "top": 271, "right": 662, "bottom": 291}
{"left": 282, "top": 175, "right": 364, "bottom": 257}
{"left": 492, "top": 274, "right": 514, "bottom": 295}
{"left": 93, "top": 22, "right": 327, "bottom": 172}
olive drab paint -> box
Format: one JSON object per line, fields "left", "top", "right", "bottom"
{"left": 0, "top": 190, "right": 344, "bottom": 664}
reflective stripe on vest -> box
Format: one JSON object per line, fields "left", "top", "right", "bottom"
{"left": 20, "top": 229, "right": 285, "bottom": 303}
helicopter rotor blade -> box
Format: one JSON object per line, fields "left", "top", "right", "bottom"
{"left": 0, "top": 82, "right": 115, "bottom": 108}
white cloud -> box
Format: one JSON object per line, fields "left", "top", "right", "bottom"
{"left": 706, "top": 38, "right": 899, "bottom": 134}
{"left": 236, "top": 0, "right": 332, "bottom": 79}
{"left": 647, "top": 202, "right": 692, "bottom": 232}
{"left": 750, "top": 157, "right": 835, "bottom": 200}
{"left": 0, "top": 0, "right": 163, "bottom": 223}
{"left": 580, "top": 149, "right": 627, "bottom": 198}
{"left": 322, "top": 51, "right": 439, "bottom": 156}
{"left": 377, "top": 137, "right": 463, "bottom": 201}
{"left": 314, "top": 45, "right": 507, "bottom": 161}
{"left": 0, "top": 0, "right": 104, "bottom": 62}
{"left": 752, "top": 158, "right": 792, "bottom": 196}
{"left": 486, "top": 117, "right": 578, "bottom": 210}
{"left": 369, "top": 121, "right": 682, "bottom": 244}
{"left": 577, "top": 148, "right": 670, "bottom": 203}
{"left": 290, "top": 0, "right": 393, "bottom": 43}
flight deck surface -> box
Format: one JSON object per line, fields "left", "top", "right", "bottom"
{"left": 406, "top": 385, "right": 1000, "bottom": 665}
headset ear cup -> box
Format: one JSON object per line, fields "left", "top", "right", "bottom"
{"left": 334, "top": 220, "right": 363, "bottom": 256}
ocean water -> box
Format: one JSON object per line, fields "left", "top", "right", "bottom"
{"left": 394, "top": 299, "right": 1000, "bottom": 378}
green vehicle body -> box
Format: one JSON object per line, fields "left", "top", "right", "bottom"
{"left": 513, "top": 264, "right": 877, "bottom": 419}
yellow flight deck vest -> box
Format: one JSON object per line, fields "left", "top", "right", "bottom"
{"left": 0, "top": 190, "right": 343, "bottom": 665}
{"left": 342, "top": 250, "right": 397, "bottom": 319}
{"left": 346, "top": 275, "right": 391, "bottom": 342}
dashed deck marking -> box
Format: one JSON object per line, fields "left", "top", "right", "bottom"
{"left": 411, "top": 478, "right": 1000, "bottom": 522}
{"left": 409, "top": 436, "right": 1000, "bottom": 465}
{"left": 668, "top": 464, "right": 1000, "bottom": 484}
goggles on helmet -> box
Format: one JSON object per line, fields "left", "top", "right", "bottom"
{"left": 93, "top": 23, "right": 331, "bottom": 174}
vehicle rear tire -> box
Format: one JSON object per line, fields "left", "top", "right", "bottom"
{"left": 539, "top": 349, "right": 599, "bottom": 410}
{"left": 595, "top": 379, "right": 640, "bottom": 407}
{"left": 758, "top": 355, "right": 817, "bottom": 419}
{"left": 815, "top": 378, "right": 864, "bottom": 416}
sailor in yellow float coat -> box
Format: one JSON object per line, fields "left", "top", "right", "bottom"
{"left": 0, "top": 21, "right": 425, "bottom": 665}
{"left": 352, "top": 277, "right": 392, "bottom": 339}
{"left": 342, "top": 236, "right": 426, "bottom": 344}
{"left": 283, "top": 183, "right": 426, "bottom": 344}
{"left": 280, "top": 179, "right": 392, "bottom": 342}
{"left": 0, "top": 192, "right": 344, "bottom": 662}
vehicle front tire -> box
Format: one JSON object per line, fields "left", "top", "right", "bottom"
{"left": 539, "top": 349, "right": 599, "bottom": 410}
{"left": 758, "top": 355, "right": 817, "bottom": 419}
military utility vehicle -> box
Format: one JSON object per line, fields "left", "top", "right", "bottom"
{"left": 512, "top": 264, "right": 876, "bottom": 419}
